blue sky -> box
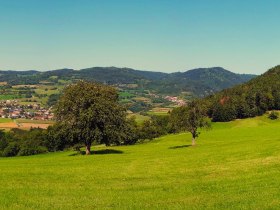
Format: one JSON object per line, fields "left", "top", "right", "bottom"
{"left": 0, "top": 0, "right": 279, "bottom": 74}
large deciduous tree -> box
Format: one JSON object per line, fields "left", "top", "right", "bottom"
{"left": 55, "top": 81, "right": 128, "bottom": 155}
{"left": 170, "top": 100, "right": 210, "bottom": 146}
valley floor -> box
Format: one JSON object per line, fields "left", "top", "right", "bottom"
{"left": 0, "top": 116, "right": 280, "bottom": 209}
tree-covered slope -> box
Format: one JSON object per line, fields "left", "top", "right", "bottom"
{"left": 206, "top": 65, "right": 280, "bottom": 121}
{"left": 149, "top": 67, "right": 256, "bottom": 96}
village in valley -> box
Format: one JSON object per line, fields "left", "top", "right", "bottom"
{"left": 164, "top": 96, "right": 186, "bottom": 106}
{"left": 0, "top": 78, "right": 188, "bottom": 130}
{"left": 0, "top": 100, "right": 54, "bottom": 120}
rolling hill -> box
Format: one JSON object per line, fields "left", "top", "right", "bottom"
{"left": 150, "top": 67, "right": 256, "bottom": 96}
{"left": 0, "top": 67, "right": 256, "bottom": 97}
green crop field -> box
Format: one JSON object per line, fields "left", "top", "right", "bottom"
{"left": 147, "top": 111, "right": 169, "bottom": 116}
{"left": 0, "top": 118, "right": 13, "bottom": 123}
{"left": 35, "top": 87, "right": 60, "bottom": 95}
{"left": 0, "top": 115, "right": 280, "bottom": 209}
{"left": 119, "top": 91, "right": 135, "bottom": 98}
{"left": 0, "top": 94, "right": 21, "bottom": 100}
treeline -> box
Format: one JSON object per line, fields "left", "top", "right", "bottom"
{"left": 0, "top": 100, "right": 210, "bottom": 157}
{"left": 0, "top": 115, "right": 172, "bottom": 157}
{"left": 205, "top": 66, "right": 280, "bottom": 122}
{"left": 0, "top": 128, "right": 49, "bottom": 157}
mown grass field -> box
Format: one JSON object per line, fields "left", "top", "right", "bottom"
{"left": 1, "top": 115, "right": 280, "bottom": 209}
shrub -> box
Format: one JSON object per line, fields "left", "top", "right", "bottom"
{"left": 2, "top": 143, "right": 20, "bottom": 157}
{"left": 18, "top": 146, "right": 48, "bottom": 156}
{"left": 268, "top": 111, "right": 279, "bottom": 120}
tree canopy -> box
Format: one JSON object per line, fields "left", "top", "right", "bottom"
{"left": 55, "top": 81, "right": 130, "bottom": 154}
{"left": 170, "top": 100, "right": 210, "bottom": 145}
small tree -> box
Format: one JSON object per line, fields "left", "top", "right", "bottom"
{"left": 55, "top": 81, "right": 128, "bottom": 155}
{"left": 170, "top": 100, "right": 210, "bottom": 146}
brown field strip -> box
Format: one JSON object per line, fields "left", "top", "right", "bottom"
{"left": 0, "top": 122, "right": 52, "bottom": 130}
{"left": 0, "top": 122, "right": 18, "bottom": 128}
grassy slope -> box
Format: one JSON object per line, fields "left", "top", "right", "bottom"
{"left": 1, "top": 116, "right": 280, "bottom": 209}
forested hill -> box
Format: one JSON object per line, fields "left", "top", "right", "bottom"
{"left": 206, "top": 65, "right": 280, "bottom": 122}
{"left": 150, "top": 67, "right": 256, "bottom": 96}
{"left": 0, "top": 67, "right": 256, "bottom": 97}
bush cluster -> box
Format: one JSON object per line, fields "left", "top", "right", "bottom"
{"left": 0, "top": 127, "right": 69, "bottom": 157}
{"left": 136, "top": 115, "right": 171, "bottom": 141}
{"left": 0, "top": 115, "right": 176, "bottom": 157}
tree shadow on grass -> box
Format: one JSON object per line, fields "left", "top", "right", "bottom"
{"left": 69, "top": 149, "right": 124, "bottom": 156}
{"left": 169, "top": 145, "right": 192, "bottom": 149}
{"left": 93, "top": 149, "right": 124, "bottom": 155}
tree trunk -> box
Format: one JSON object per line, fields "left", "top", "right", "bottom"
{"left": 85, "top": 144, "right": 91, "bottom": 155}
{"left": 192, "top": 137, "right": 196, "bottom": 146}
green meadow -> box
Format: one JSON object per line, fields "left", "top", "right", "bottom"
{"left": 1, "top": 115, "right": 280, "bottom": 209}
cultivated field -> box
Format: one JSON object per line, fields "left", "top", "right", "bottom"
{"left": 0, "top": 116, "right": 280, "bottom": 209}
{"left": 0, "top": 118, "right": 54, "bottom": 130}
{"left": 147, "top": 107, "right": 171, "bottom": 116}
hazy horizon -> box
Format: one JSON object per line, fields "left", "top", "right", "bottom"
{"left": 0, "top": 65, "right": 261, "bottom": 75}
{"left": 1, "top": 0, "right": 279, "bottom": 74}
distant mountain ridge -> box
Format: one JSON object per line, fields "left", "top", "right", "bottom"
{"left": 0, "top": 67, "right": 256, "bottom": 97}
